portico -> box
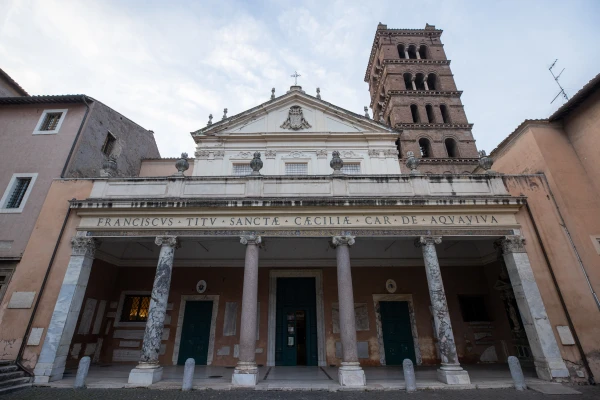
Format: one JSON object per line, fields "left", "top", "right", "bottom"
{"left": 31, "top": 173, "right": 569, "bottom": 388}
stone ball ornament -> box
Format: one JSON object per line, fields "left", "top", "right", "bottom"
{"left": 196, "top": 280, "right": 207, "bottom": 294}
{"left": 175, "top": 153, "right": 189, "bottom": 176}
{"left": 386, "top": 279, "right": 397, "bottom": 293}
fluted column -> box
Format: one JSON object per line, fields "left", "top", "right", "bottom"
{"left": 128, "top": 235, "right": 178, "bottom": 386}
{"left": 332, "top": 236, "right": 366, "bottom": 387}
{"left": 417, "top": 236, "right": 470, "bottom": 385}
{"left": 496, "top": 236, "right": 569, "bottom": 381}
{"left": 34, "top": 235, "right": 98, "bottom": 383}
{"left": 232, "top": 235, "right": 261, "bottom": 386}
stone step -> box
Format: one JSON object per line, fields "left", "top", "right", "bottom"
{"left": 0, "top": 371, "right": 25, "bottom": 382}
{"left": 0, "top": 377, "right": 31, "bottom": 389}
{"left": 0, "top": 365, "right": 18, "bottom": 374}
{"left": 0, "top": 382, "right": 32, "bottom": 395}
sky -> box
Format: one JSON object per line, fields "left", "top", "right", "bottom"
{"left": 1, "top": 0, "right": 599, "bottom": 157}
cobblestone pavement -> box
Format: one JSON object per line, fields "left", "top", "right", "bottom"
{"left": 6, "top": 386, "right": 600, "bottom": 400}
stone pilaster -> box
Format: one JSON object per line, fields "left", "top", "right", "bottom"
{"left": 332, "top": 236, "right": 366, "bottom": 387}
{"left": 34, "top": 235, "right": 98, "bottom": 383}
{"left": 496, "top": 235, "right": 569, "bottom": 381}
{"left": 128, "top": 236, "right": 178, "bottom": 386}
{"left": 232, "top": 235, "right": 261, "bottom": 386}
{"left": 417, "top": 236, "right": 470, "bottom": 385}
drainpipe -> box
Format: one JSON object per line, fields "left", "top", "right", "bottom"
{"left": 524, "top": 175, "right": 596, "bottom": 384}
{"left": 15, "top": 206, "right": 72, "bottom": 375}
{"left": 61, "top": 95, "right": 91, "bottom": 178}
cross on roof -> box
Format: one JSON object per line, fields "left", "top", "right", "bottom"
{"left": 291, "top": 71, "right": 301, "bottom": 85}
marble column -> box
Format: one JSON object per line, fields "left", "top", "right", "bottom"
{"left": 417, "top": 236, "right": 470, "bottom": 385}
{"left": 34, "top": 235, "right": 97, "bottom": 383}
{"left": 411, "top": 77, "right": 417, "bottom": 90}
{"left": 232, "top": 235, "right": 261, "bottom": 386}
{"left": 423, "top": 80, "right": 429, "bottom": 91}
{"left": 332, "top": 236, "right": 366, "bottom": 387}
{"left": 496, "top": 236, "right": 569, "bottom": 381}
{"left": 403, "top": 50, "right": 409, "bottom": 59}
{"left": 128, "top": 236, "right": 178, "bottom": 386}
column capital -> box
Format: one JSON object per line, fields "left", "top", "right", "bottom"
{"left": 71, "top": 236, "right": 98, "bottom": 257}
{"left": 415, "top": 236, "right": 442, "bottom": 247}
{"left": 332, "top": 236, "right": 355, "bottom": 247}
{"left": 155, "top": 236, "right": 178, "bottom": 248}
{"left": 240, "top": 235, "right": 261, "bottom": 246}
{"left": 495, "top": 235, "right": 526, "bottom": 254}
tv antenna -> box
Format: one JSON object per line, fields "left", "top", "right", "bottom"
{"left": 549, "top": 59, "right": 569, "bottom": 104}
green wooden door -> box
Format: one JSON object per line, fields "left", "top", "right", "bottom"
{"left": 380, "top": 301, "right": 416, "bottom": 365}
{"left": 177, "top": 301, "right": 213, "bottom": 365}
{"left": 275, "top": 278, "right": 318, "bottom": 366}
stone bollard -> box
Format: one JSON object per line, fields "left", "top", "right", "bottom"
{"left": 403, "top": 359, "right": 417, "bottom": 393}
{"left": 182, "top": 358, "right": 195, "bottom": 391}
{"left": 74, "top": 356, "right": 91, "bottom": 389}
{"left": 508, "top": 356, "right": 527, "bottom": 391}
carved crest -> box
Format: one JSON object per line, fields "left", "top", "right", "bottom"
{"left": 280, "top": 106, "right": 311, "bottom": 130}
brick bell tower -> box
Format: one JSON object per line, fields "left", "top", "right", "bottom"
{"left": 365, "top": 23, "right": 480, "bottom": 173}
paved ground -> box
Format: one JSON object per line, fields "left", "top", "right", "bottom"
{"left": 6, "top": 386, "right": 600, "bottom": 399}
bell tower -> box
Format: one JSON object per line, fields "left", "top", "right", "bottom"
{"left": 365, "top": 23, "right": 480, "bottom": 173}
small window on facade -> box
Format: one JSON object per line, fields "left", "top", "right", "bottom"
{"left": 398, "top": 44, "right": 406, "bottom": 59}
{"left": 120, "top": 295, "right": 151, "bottom": 322}
{"left": 102, "top": 132, "right": 117, "bottom": 156}
{"left": 415, "top": 73, "right": 426, "bottom": 90}
{"left": 419, "top": 138, "right": 431, "bottom": 158}
{"left": 426, "top": 105, "right": 435, "bottom": 123}
{"left": 410, "top": 105, "right": 420, "bottom": 123}
{"left": 395, "top": 138, "right": 402, "bottom": 159}
{"left": 427, "top": 74, "right": 437, "bottom": 91}
{"left": 458, "top": 295, "right": 490, "bottom": 322}
{"left": 6, "top": 178, "right": 31, "bottom": 209}
{"left": 445, "top": 138, "right": 458, "bottom": 157}
{"left": 440, "top": 104, "right": 451, "bottom": 123}
{"left": 341, "top": 163, "right": 361, "bottom": 175}
{"left": 403, "top": 73, "right": 413, "bottom": 90}
{"left": 40, "top": 112, "right": 63, "bottom": 131}
{"left": 0, "top": 269, "right": 15, "bottom": 303}
{"left": 233, "top": 164, "right": 252, "bottom": 176}
{"left": 419, "top": 45, "right": 428, "bottom": 59}
{"left": 407, "top": 45, "right": 417, "bottom": 59}
{"left": 285, "top": 163, "right": 308, "bottom": 175}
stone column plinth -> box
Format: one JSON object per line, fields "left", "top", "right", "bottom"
{"left": 128, "top": 236, "right": 178, "bottom": 386}
{"left": 34, "top": 235, "right": 98, "bottom": 383}
{"left": 333, "top": 236, "right": 366, "bottom": 387}
{"left": 232, "top": 235, "right": 261, "bottom": 386}
{"left": 496, "top": 236, "right": 569, "bottom": 381}
{"left": 417, "top": 236, "right": 470, "bottom": 385}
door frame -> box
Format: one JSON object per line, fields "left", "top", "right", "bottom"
{"left": 172, "top": 295, "right": 219, "bottom": 365}
{"left": 267, "top": 270, "right": 326, "bottom": 366}
{"left": 373, "top": 294, "right": 421, "bottom": 365}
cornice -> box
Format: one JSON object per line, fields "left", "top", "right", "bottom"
{"left": 374, "top": 90, "right": 463, "bottom": 110}
{"left": 395, "top": 123, "right": 473, "bottom": 130}
{"left": 399, "top": 158, "right": 479, "bottom": 165}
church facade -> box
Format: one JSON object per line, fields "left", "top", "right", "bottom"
{"left": 1, "top": 24, "right": 589, "bottom": 389}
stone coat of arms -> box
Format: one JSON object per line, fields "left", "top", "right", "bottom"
{"left": 280, "top": 105, "right": 311, "bottom": 130}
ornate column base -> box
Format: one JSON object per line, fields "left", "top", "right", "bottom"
{"left": 128, "top": 364, "right": 163, "bottom": 386}
{"left": 436, "top": 364, "right": 471, "bottom": 385}
{"left": 231, "top": 361, "right": 259, "bottom": 386}
{"left": 338, "top": 362, "right": 366, "bottom": 387}
{"left": 534, "top": 358, "right": 570, "bottom": 381}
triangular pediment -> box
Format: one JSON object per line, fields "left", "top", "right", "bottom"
{"left": 191, "top": 88, "right": 393, "bottom": 139}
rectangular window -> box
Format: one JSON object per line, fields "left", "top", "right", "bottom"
{"left": 33, "top": 109, "right": 68, "bottom": 135}
{"left": 120, "top": 295, "right": 151, "bottom": 322}
{"left": 102, "top": 132, "right": 117, "bottom": 156}
{"left": 341, "top": 163, "right": 361, "bottom": 175}
{"left": 0, "top": 173, "right": 37, "bottom": 213}
{"left": 458, "top": 295, "right": 490, "bottom": 322}
{"left": 232, "top": 164, "right": 252, "bottom": 176}
{"left": 0, "top": 268, "right": 15, "bottom": 303}
{"left": 40, "top": 112, "right": 63, "bottom": 131}
{"left": 285, "top": 163, "right": 308, "bottom": 175}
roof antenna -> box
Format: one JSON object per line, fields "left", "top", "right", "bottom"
{"left": 549, "top": 59, "right": 569, "bottom": 104}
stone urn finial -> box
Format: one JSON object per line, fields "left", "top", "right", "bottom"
{"left": 316, "top": 87, "right": 321, "bottom": 99}
{"left": 250, "top": 152, "right": 263, "bottom": 175}
{"left": 330, "top": 151, "right": 344, "bottom": 174}
{"left": 175, "top": 153, "right": 189, "bottom": 176}
{"left": 364, "top": 106, "right": 370, "bottom": 119}
{"left": 271, "top": 88, "right": 275, "bottom": 100}
{"left": 207, "top": 114, "right": 213, "bottom": 126}
{"left": 405, "top": 151, "right": 420, "bottom": 175}
{"left": 478, "top": 150, "right": 495, "bottom": 174}
{"left": 222, "top": 108, "right": 228, "bottom": 120}
{"left": 100, "top": 155, "right": 117, "bottom": 178}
